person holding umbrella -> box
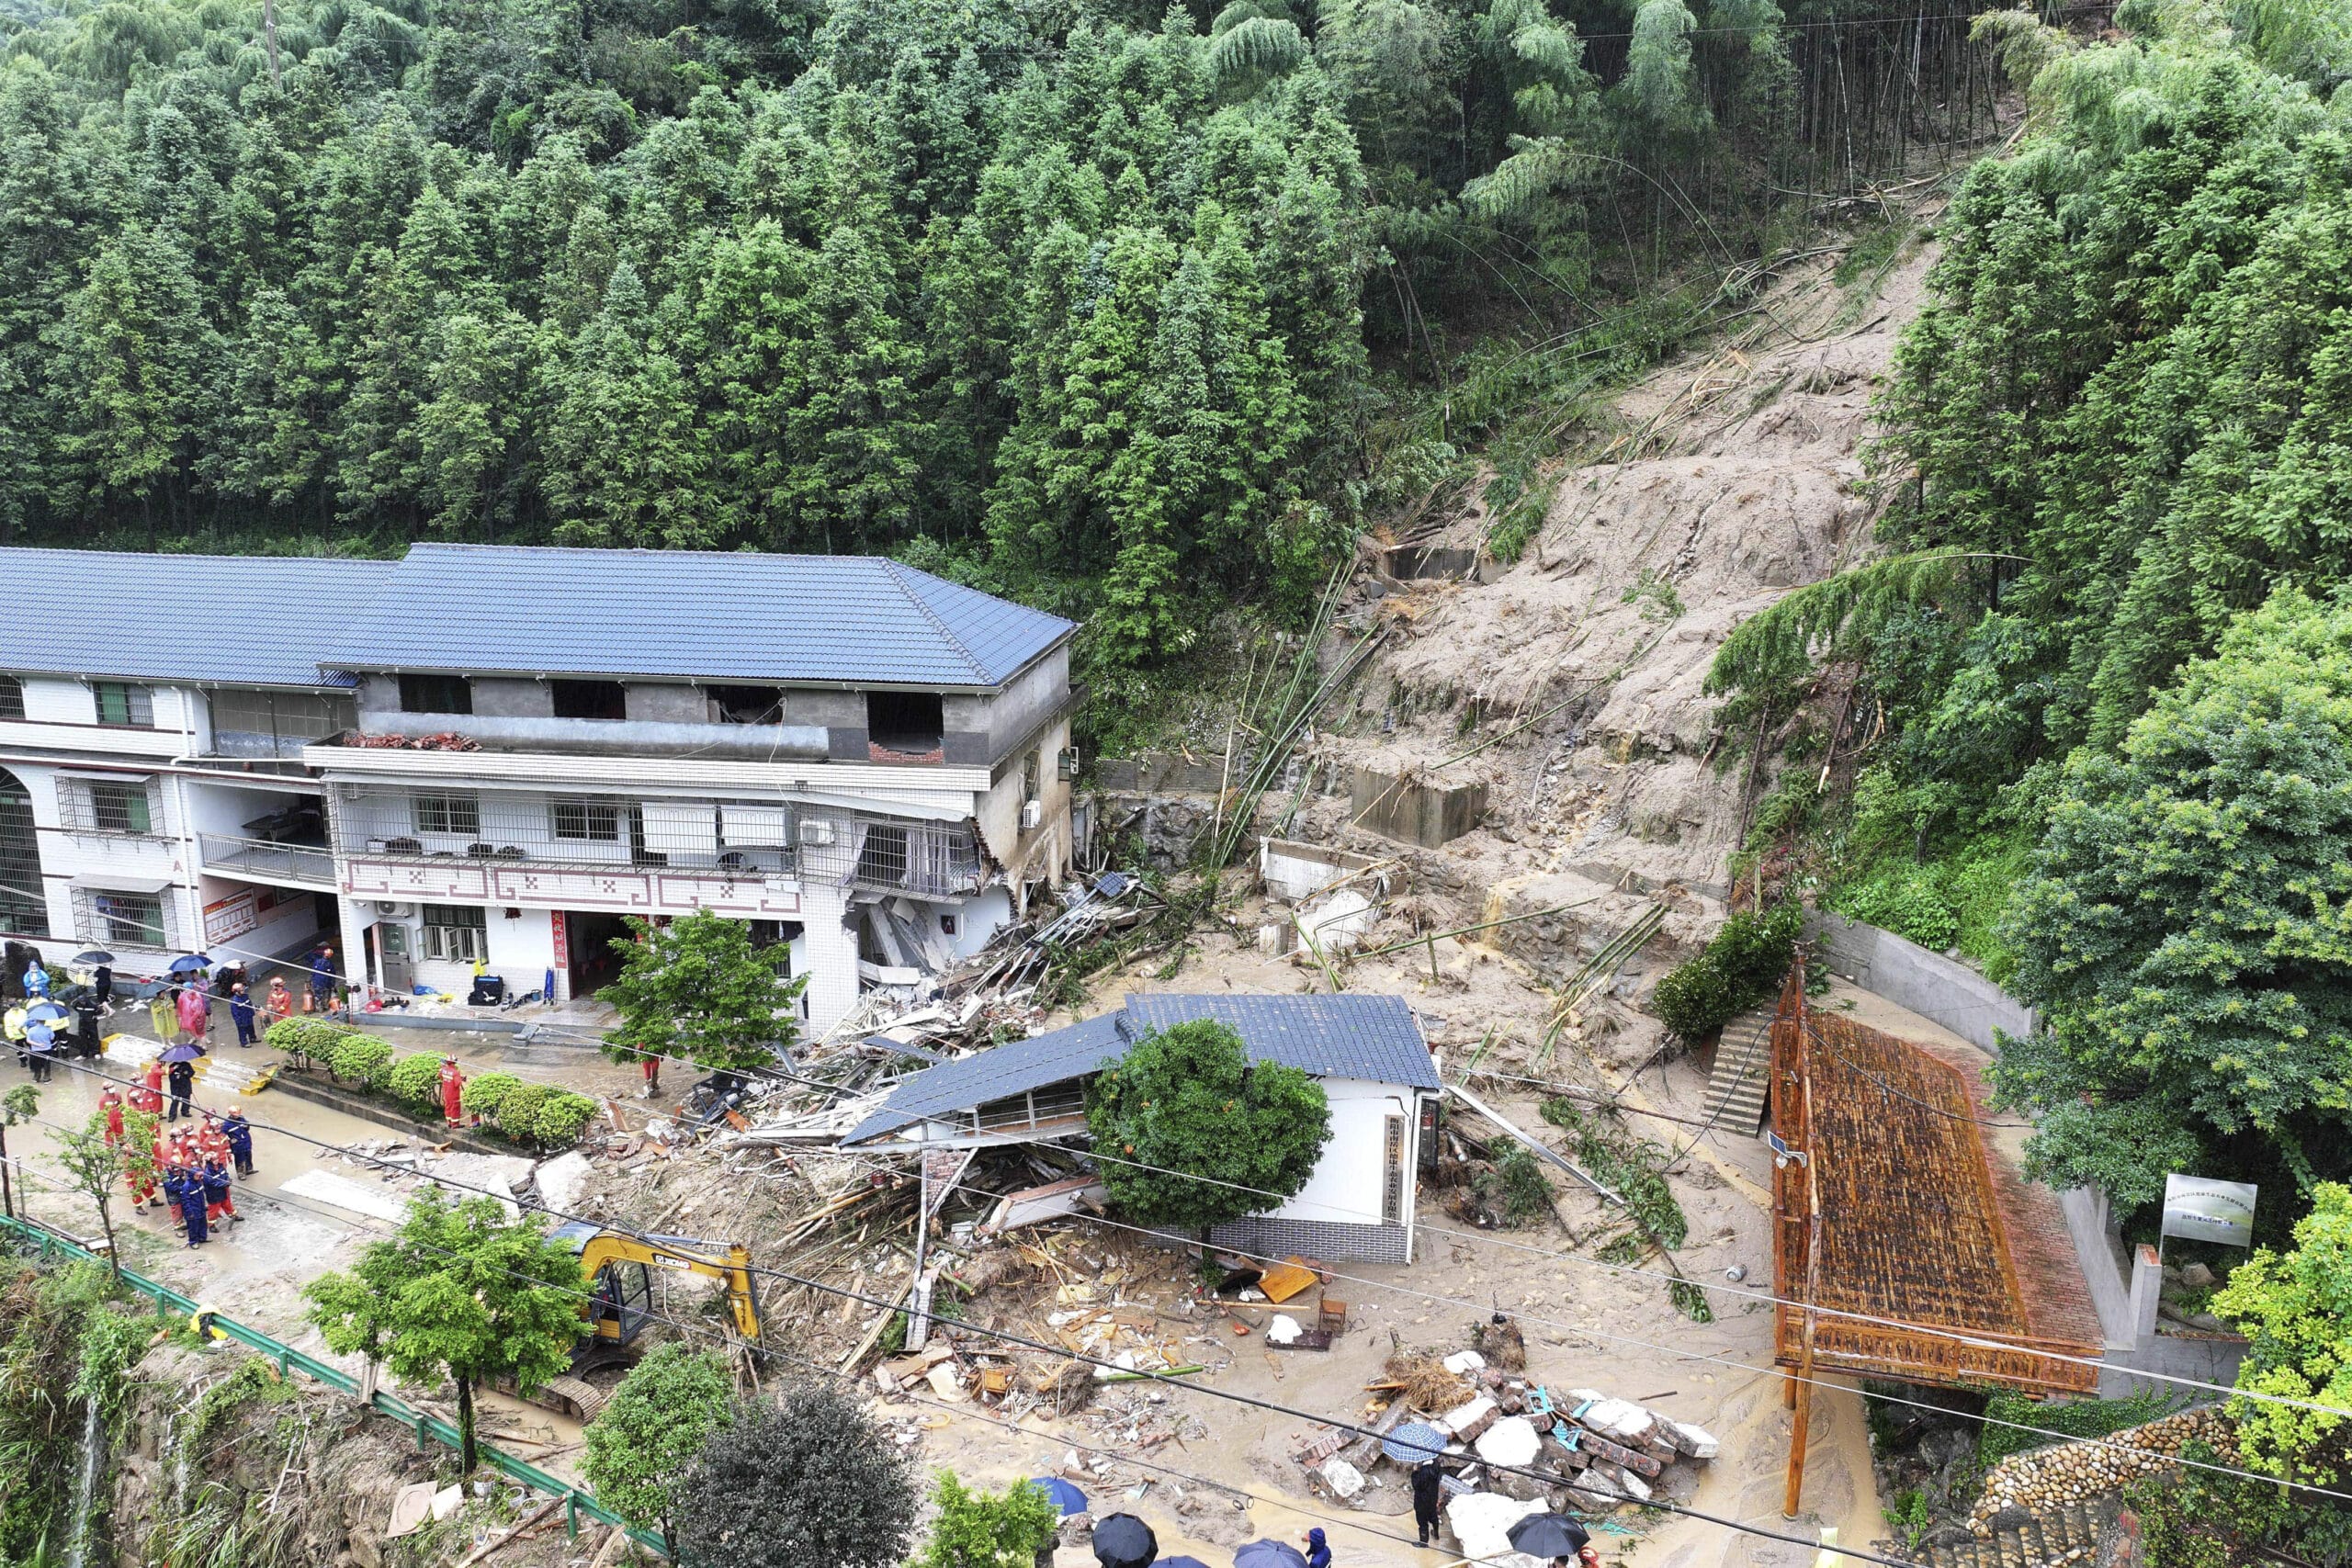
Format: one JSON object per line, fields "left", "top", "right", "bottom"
{"left": 164, "top": 1046, "right": 198, "bottom": 1121}
{"left": 1411, "top": 1461, "right": 1443, "bottom": 1548}
{"left": 1504, "top": 1514, "right": 1597, "bottom": 1568}
{"left": 75, "top": 950, "right": 114, "bottom": 1007}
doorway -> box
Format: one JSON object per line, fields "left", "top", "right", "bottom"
{"left": 377, "top": 922, "right": 413, "bottom": 994}
{"left": 564, "top": 910, "right": 634, "bottom": 998}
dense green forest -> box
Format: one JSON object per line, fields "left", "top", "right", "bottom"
{"left": 1712, "top": 0, "right": 2352, "bottom": 1221}
{"left": 0, "top": 0, "right": 1987, "bottom": 671}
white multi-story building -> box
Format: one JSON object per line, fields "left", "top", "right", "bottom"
{"left": 0, "top": 546, "right": 1079, "bottom": 1030}
{"left": 0, "top": 550, "right": 393, "bottom": 982}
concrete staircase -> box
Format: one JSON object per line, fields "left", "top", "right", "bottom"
{"left": 1918, "top": 1495, "right": 2121, "bottom": 1568}
{"left": 1699, "top": 1006, "right": 1774, "bottom": 1134}
{"left": 101, "top": 1033, "right": 272, "bottom": 1097}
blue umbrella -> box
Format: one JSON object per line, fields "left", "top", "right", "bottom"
{"left": 167, "top": 953, "right": 211, "bottom": 976}
{"left": 1161, "top": 1558, "right": 1213, "bottom": 1568}
{"left": 1235, "top": 1544, "right": 1307, "bottom": 1568}
{"left": 158, "top": 1042, "right": 205, "bottom": 1063}
{"left": 23, "top": 1001, "right": 67, "bottom": 1026}
{"left": 1028, "top": 1478, "right": 1090, "bottom": 1517}
{"left": 1382, "top": 1420, "right": 1450, "bottom": 1464}
{"left": 1092, "top": 1514, "right": 1157, "bottom": 1568}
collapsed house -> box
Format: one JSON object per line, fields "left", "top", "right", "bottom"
{"left": 835, "top": 993, "right": 1442, "bottom": 1262}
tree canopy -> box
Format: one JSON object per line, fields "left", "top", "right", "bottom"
{"left": 670, "top": 1382, "right": 918, "bottom": 1568}
{"left": 1084, "top": 1018, "right": 1330, "bottom": 1236}
{"left": 599, "top": 908, "right": 807, "bottom": 1074}
{"left": 910, "top": 1473, "right": 1064, "bottom": 1568}
{"left": 302, "top": 1188, "right": 585, "bottom": 1472}
{"left": 1994, "top": 589, "right": 2352, "bottom": 1205}
{"left": 2215, "top": 1180, "right": 2352, "bottom": 1483}
{"left": 583, "top": 1342, "right": 736, "bottom": 1543}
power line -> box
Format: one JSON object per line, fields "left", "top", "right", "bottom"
{"left": 39, "top": 1010, "right": 2333, "bottom": 1426}
{"left": 0, "top": 1090, "right": 1905, "bottom": 1568}
{"left": 15, "top": 1055, "right": 2324, "bottom": 1516}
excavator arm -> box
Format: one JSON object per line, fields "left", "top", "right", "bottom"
{"left": 578, "top": 1231, "right": 763, "bottom": 1343}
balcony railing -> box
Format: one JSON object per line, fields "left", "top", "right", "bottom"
{"left": 198, "top": 834, "right": 336, "bottom": 889}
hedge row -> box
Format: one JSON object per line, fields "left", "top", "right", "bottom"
{"left": 262, "top": 1019, "right": 600, "bottom": 1150}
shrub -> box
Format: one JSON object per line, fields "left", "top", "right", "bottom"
{"left": 530, "top": 1092, "right": 601, "bottom": 1149}
{"left": 460, "top": 1072, "right": 522, "bottom": 1120}
{"left": 326, "top": 1033, "right": 392, "bottom": 1087}
{"left": 494, "top": 1082, "right": 557, "bottom": 1142}
{"left": 1650, "top": 902, "right": 1802, "bottom": 1042}
{"left": 385, "top": 1053, "right": 445, "bottom": 1110}
{"left": 262, "top": 1018, "right": 306, "bottom": 1052}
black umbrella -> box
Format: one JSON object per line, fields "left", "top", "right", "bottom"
{"left": 1505, "top": 1515, "right": 1590, "bottom": 1560}
{"left": 1092, "top": 1513, "right": 1158, "bottom": 1568}
{"left": 73, "top": 950, "right": 116, "bottom": 965}
{"left": 158, "top": 1042, "right": 206, "bottom": 1064}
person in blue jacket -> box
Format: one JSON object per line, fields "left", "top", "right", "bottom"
{"left": 201, "top": 1159, "right": 239, "bottom": 1226}
{"left": 167, "top": 1167, "right": 208, "bottom": 1247}
{"left": 1303, "top": 1528, "right": 1330, "bottom": 1568}
{"left": 228, "top": 983, "right": 258, "bottom": 1047}
{"left": 221, "top": 1108, "right": 254, "bottom": 1179}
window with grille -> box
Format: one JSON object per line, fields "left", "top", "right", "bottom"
{"left": 210, "top": 688, "right": 358, "bottom": 755}
{"left": 93, "top": 892, "right": 164, "bottom": 948}
{"left": 89, "top": 782, "right": 151, "bottom": 834}
{"left": 0, "top": 678, "right": 23, "bottom": 722}
{"left": 553, "top": 798, "right": 621, "bottom": 841}
{"left": 413, "top": 794, "right": 481, "bottom": 837}
{"left": 91, "top": 682, "right": 153, "bottom": 727}
{"left": 60, "top": 778, "right": 158, "bottom": 835}
{"left": 421, "top": 903, "right": 488, "bottom": 962}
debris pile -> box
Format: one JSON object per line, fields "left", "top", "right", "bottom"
{"left": 1968, "top": 1408, "right": 2232, "bottom": 1531}
{"left": 1326, "top": 1333, "right": 1718, "bottom": 1526}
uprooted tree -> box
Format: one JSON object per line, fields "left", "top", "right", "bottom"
{"left": 670, "top": 1382, "right": 918, "bottom": 1568}
{"left": 303, "top": 1188, "right": 584, "bottom": 1472}
{"left": 1084, "top": 1020, "right": 1330, "bottom": 1244}
{"left": 601, "top": 908, "right": 808, "bottom": 1076}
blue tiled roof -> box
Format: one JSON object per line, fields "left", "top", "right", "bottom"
{"left": 326, "top": 546, "right": 1073, "bottom": 688}
{"left": 1125, "top": 993, "right": 1441, "bottom": 1091}
{"left": 840, "top": 1011, "right": 1129, "bottom": 1145}
{"left": 839, "top": 993, "right": 1437, "bottom": 1145}
{"left": 0, "top": 549, "right": 393, "bottom": 688}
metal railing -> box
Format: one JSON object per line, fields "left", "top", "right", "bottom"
{"left": 0, "top": 1213, "right": 662, "bottom": 1554}
{"left": 198, "top": 833, "right": 336, "bottom": 887}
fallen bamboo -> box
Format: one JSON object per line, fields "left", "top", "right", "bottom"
{"left": 1350, "top": 897, "right": 1602, "bottom": 961}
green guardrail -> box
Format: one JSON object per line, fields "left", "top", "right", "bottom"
{"left": 0, "top": 1213, "right": 664, "bottom": 1555}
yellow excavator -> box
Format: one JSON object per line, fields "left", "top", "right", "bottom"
{"left": 530, "top": 1222, "right": 763, "bottom": 1420}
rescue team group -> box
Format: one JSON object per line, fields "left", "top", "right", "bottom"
{"left": 90, "top": 1052, "right": 473, "bottom": 1248}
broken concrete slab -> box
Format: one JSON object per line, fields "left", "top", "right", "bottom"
{"left": 1350, "top": 767, "right": 1488, "bottom": 849}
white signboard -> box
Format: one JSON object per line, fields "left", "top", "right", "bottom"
{"left": 2162, "top": 1174, "right": 2258, "bottom": 1248}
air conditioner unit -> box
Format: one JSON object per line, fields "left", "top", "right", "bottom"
{"left": 374, "top": 901, "right": 415, "bottom": 919}
{"left": 1057, "top": 747, "right": 1080, "bottom": 781}
{"left": 1021, "top": 799, "right": 1044, "bottom": 830}
{"left": 798, "top": 819, "right": 836, "bottom": 847}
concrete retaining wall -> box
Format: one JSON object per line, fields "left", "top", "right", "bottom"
{"left": 1805, "top": 910, "right": 2037, "bottom": 1051}
{"left": 2059, "top": 1183, "right": 2249, "bottom": 1397}
{"left": 1350, "top": 767, "right": 1487, "bottom": 849}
